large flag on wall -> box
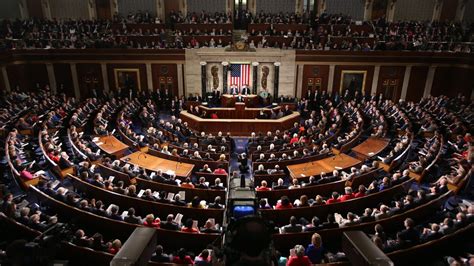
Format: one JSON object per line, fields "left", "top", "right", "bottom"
{"left": 230, "top": 64, "right": 250, "bottom": 89}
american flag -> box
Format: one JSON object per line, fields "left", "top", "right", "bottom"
{"left": 230, "top": 64, "right": 250, "bottom": 89}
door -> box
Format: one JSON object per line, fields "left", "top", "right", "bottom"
{"left": 372, "top": 0, "right": 388, "bottom": 20}
{"left": 26, "top": 0, "right": 44, "bottom": 18}
{"left": 234, "top": 0, "right": 248, "bottom": 29}
{"left": 165, "top": 0, "right": 180, "bottom": 24}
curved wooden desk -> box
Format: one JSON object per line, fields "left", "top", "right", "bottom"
{"left": 180, "top": 110, "right": 300, "bottom": 136}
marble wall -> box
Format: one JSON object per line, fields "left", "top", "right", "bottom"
{"left": 0, "top": 0, "right": 21, "bottom": 19}
{"left": 185, "top": 48, "right": 296, "bottom": 98}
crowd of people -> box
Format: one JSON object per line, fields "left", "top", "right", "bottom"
{"left": 0, "top": 10, "right": 472, "bottom": 51}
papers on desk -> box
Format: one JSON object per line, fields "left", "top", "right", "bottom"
{"left": 167, "top": 192, "right": 175, "bottom": 201}
{"left": 111, "top": 129, "right": 116, "bottom": 135}
{"left": 137, "top": 189, "right": 145, "bottom": 198}
{"left": 368, "top": 152, "right": 374, "bottom": 156}
{"left": 300, "top": 174, "right": 306, "bottom": 177}
{"left": 95, "top": 142, "right": 103, "bottom": 146}
{"left": 174, "top": 213, "right": 184, "bottom": 225}
{"left": 90, "top": 164, "right": 96, "bottom": 172}
{"left": 51, "top": 180, "right": 60, "bottom": 189}
{"left": 34, "top": 170, "right": 46, "bottom": 177}
{"left": 121, "top": 211, "right": 128, "bottom": 218}
{"left": 108, "top": 176, "right": 115, "bottom": 182}
{"left": 165, "top": 170, "right": 175, "bottom": 176}
{"left": 92, "top": 137, "right": 99, "bottom": 142}
{"left": 192, "top": 220, "right": 198, "bottom": 229}
{"left": 334, "top": 166, "right": 342, "bottom": 170}
{"left": 152, "top": 191, "right": 160, "bottom": 198}
{"left": 178, "top": 191, "right": 185, "bottom": 201}
{"left": 204, "top": 182, "right": 210, "bottom": 187}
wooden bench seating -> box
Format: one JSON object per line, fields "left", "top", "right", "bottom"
{"left": 30, "top": 186, "right": 221, "bottom": 252}
{"left": 252, "top": 152, "right": 330, "bottom": 170}
{"left": 148, "top": 148, "right": 229, "bottom": 172}
{"left": 256, "top": 168, "right": 381, "bottom": 203}
{"left": 272, "top": 191, "right": 452, "bottom": 251}
{"left": 69, "top": 174, "right": 224, "bottom": 225}
{"left": 5, "top": 135, "right": 38, "bottom": 189}
{"left": 260, "top": 178, "right": 413, "bottom": 226}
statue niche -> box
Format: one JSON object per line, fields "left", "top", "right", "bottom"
{"left": 211, "top": 65, "right": 219, "bottom": 90}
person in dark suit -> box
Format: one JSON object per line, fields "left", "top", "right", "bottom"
{"left": 160, "top": 214, "right": 180, "bottom": 230}
{"left": 151, "top": 245, "right": 170, "bottom": 263}
{"left": 124, "top": 207, "right": 142, "bottom": 224}
{"left": 235, "top": 93, "right": 245, "bottom": 102}
{"left": 229, "top": 85, "right": 239, "bottom": 95}
{"left": 281, "top": 216, "right": 303, "bottom": 233}
{"left": 399, "top": 218, "right": 420, "bottom": 245}
{"left": 241, "top": 85, "right": 251, "bottom": 95}
{"left": 321, "top": 214, "right": 339, "bottom": 229}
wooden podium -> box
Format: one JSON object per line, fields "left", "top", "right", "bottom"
{"left": 221, "top": 94, "right": 259, "bottom": 107}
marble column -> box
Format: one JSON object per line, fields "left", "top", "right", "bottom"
{"left": 146, "top": 63, "right": 153, "bottom": 91}
{"left": 296, "top": 0, "right": 304, "bottom": 14}
{"left": 101, "top": 63, "right": 109, "bottom": 93}
{"left": 327, "top": 64, "right": 335, "bottom": 93}
{"left": 274, "top": 62, "right": 281, "bottom": 97}
{"left": 46, "top": 63, "right": 57, "bottom": 93}
{"left": 455, "top": 0, "right": 468, "bottom": 22}
{"left": 423, "top": 66, "right": 437, "bottom": 98}
{"left": 18, "top": 0, "right": 28, "bottom": 19}
{"left": 87, "top": 0, "right": 97, "bottom": 19}
{"left": 400, "top": 66, "right": 412, "bottom": 100}
{"left": 371, "top": 65, "right": 381, "bottom": 95}
{"left": 41, "top": 0, "right": 52, "bottom": 20}
{"left": 364, "top": 0, "right": 373, "bottom": 21}
{"left": 1, "top": 67, "right": 11, "bottom": 92}
{"left": 177, "top": 63, "right": 184, "bottom": 97}
{"left": 200, "top": 61, "right": 207, "bottom": 97}
{"left": 252, "top": 62, "right": 259, "bottom": 94}
{"left": 70, "top": 63, "right": 81, "bottom": 99}
{"left": 111, "top": 0, "right": 118, "bottom": 15}
{"left": 386, "top": 0, "right": 397, "bottom": 22}
{"left": 296, "top": 64, "right": 304, "bottom": 98}
{"left": 432, "top": 0, "right": 443, "bottom": 21}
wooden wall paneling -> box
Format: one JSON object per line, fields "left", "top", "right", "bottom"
{"left": 333, "top": 65, "right": 375, "bottom": 95}
{"left": 301, "top": 65, "right": 329, "bottom": 97}
{"left": 76, "top": 63, "right": 103, "bottom": 98}
{"left": 96, "top": 0, "right": 112, "bottom": 19}
{"left": 151, "top": 64, "right": 178, "bottom": 97}
{"left": 6, "top": 64, "right": 48, "bottom": 91}
{"left": 53, "top": 63, "right": 74, "bottom": 97}
{"left": 376, "top": 66, "right": 405, "bottom": 101}
{"left": 106, "top": 63, "right": 147, "bottom": 92}
{"left": 26, "top": 0, "right": 44, "bottom": 18}
{"left": 405, "top": 66, "right": 428, "bottom": 102}
{"left": 0, "top": 68, "right": 5, "bottom": 93}
{"left": 432, "top": 67, "right": 474, "bottom": 98}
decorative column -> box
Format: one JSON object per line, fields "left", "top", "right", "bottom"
{"left": 252, "top": 62, "right": 259, "bottom": 94}
{"left": 111, "top": 0, "right": 119, "bottom": 15}
{"left": 400, "top": 66, "right": 412, "bottom": 100}
{"left": 1, "top": 67, "right": 11, "bottom": 92}
{"left": 273, "top": 62, "right": 281, "bottom": 97}
{"left": 222, "top": 62, "right": 229, "bottom": 94}
{"left": 156, "top": 0, "right": 166, "bottom": 20}
{"left": 327, "top": 64, "right": 335, "bottom": 94}
{"left": 200, "top": 61, "right": 207, "bottom": 98}
{"left": 146, "top": 63, "right": 153, "bottom": 91}
{"left": 41, "top": 0, "right": 52, "bottom": 20}
{"left": 386, "top": 0, "right": 397, "bottom": 22}
{"left": 371, "top": 65, "right": 381, "bottom": 95}
{"left": 317, "top": 0, "right": 327, "bottom": 16}
{"left": 18, "top": 0, "right": 28, "bottom": 19}
{"left": 296, "top": 0, "right": 304, "bottom": 14}
{"left": 432, "top": 0, "right": 443, "bottom": 22}
{"left": 364, "top": 0, "right": 373, "bottom": 21}
{"left": 70, "top": 63, "right": 81, "bottom": 99}
{"left": 177, "top": 63, "right": 184, "bottom": 97}
{"left": 455, "top": 0, "right": 468, "bottom": 22}
{"left": 46, "top": 63, "right": 56, "bottom": 93}
{"left": 423, "top": 66, "right": 437, "bottom": 98}
{"left": 87, "top": 0, "right": 97, "bottom": 19}
{"left": 101, "top": 63, "right": 109, "bottom": 93}
{"left": 296, "top": 64, "right": 304, "bottom": 98}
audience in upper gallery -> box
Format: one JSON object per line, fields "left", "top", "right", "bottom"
{"left": 0, "top": 10, "right": 472, "bottom": 52}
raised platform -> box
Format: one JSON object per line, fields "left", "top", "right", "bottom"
{"left": 180, "top": 108, "right": 300, "bottom": 136}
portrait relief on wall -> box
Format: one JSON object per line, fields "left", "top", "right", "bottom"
{"left": 340, "top": 70, "right": 367, "bottom": 93}
{"left": 261, "top": 66, "right": 270, "bottom": 90}
{"left": 114, "top": 68, "right": 141, "bottom": 91}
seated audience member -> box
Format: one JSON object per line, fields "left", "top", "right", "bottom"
{"left": 194, "top": 249, "right": 212, "bottom": 266}
{"left": 287, "top": 245, "right": 312, "bottom": 266}
{"left": 276, "top": 196, "right": 293, "bottom": 209}
{"left": 151, "top": 245, "right": 170, "bottom": 263}
{"left": 160, "top": 214, "right": 179, "bottom": 231}
{"left": 305, "top": 233, "right": 326, "bottom": 264}
{"left": 256, "top": 180, "right": 271, "bottom": 191}
{"left": 124, "top": 207, "right": 142, "bottom": 224}
{"left": 273, "top": 178, "right": 288, "bottom": 190}
{"left": 172, "top": 248, "right": 194, "bottom": 264}
{"left": 281, "top": 216, "right": 303, "bottom": 233}
{"left": 143, "top": 214, "right": 160, "bottom": 228}
{"left": 108, "top": 239, "right": 122, "bottom": 254}
{"left": 181, "top": 218, "right": 199, "bottom": 233}
{"left": 326, "top": 192, "right": 340, "bottom": 204}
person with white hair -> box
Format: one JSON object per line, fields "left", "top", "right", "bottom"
{"left": 274, "top": 178, "right": 288, "bottom": 190}
{"left": 256, "top": 153, "right": 266, "bottom": 162}
{"left": 255, "top": 164, "right": 267, "bottom": 175}
{"left": 287, "top": 244, "right": 311, "bottom": 265}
